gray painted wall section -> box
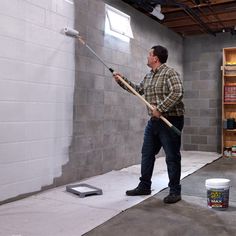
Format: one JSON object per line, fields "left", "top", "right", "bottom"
{"left": 183, "top": 33, "right": 236, "bottom": 152}
{"left": 60, "top": 0, "right": 184, "bottom": 184}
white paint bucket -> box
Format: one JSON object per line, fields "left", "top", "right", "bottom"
{"left": 205, "top": 178, "right": 230, "bottom": 210}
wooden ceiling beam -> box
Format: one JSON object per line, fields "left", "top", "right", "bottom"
{"left": 169, "top": 19, "right": 236, "bottom": 32}
{"left": 163, "top": 2, "right": 236, "bottom": 21}
{"left": 122, "top": 0, "right": 236, "bottom": 35}
{"left": 164, "top": 10, "right": 236, "bottom": 28}
{"left": 162, "top": 0, "right": 236, "bottom": 13}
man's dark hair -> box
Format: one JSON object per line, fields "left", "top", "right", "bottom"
{"left": 151, "top": 45, "right": 168, "bottom": 64}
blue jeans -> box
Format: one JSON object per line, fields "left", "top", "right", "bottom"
{"left": 138, "top": 116, "right": 184, "bottom": 195}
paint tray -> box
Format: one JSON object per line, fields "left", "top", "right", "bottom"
{"left": 66, "top": 183, "right": 103, "bottom": 198}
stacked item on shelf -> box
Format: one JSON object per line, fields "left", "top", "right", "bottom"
{"left": 223, "top": 145, "right": 236, "bottom": 158}
{"left": 226, "top": 118, "right": 235, "bottom": 129}
{"left": 224, "top": 61, "right": 236, "bottom": 102}
{"left": 225, "top": 62, "right": 236, "bottom": 75}
{"left": 232, "top": 145, "right": 236, "bottom": 157}
{"left": 224, "top": 85, "right": 236, "bottom": 102}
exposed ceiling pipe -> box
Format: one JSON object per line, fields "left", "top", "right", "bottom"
{"left": 206, "top": 2, "right": 226, "bottom": 30}
{"left": 189, "top": 0, "right": 214, "bottom": 30}
{"left": 173, "top": 1, "right": 216, "bottom": 36}
{"left": 171, "top": 0, "right": 216, "bottom": 36}
{"left": 124, "top": 0, "right": 216, "bottom": 36}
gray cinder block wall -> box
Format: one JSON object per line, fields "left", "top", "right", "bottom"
{"left": 183, "top": 33, "right": 236, "bottom": 152}
{"left": 60, "top": 0, "right": 184, "bottom": 184}
{"left": 0, "top": 0, "right": 75, "bottom": 203}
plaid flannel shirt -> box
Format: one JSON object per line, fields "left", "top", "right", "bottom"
{"left": 118, "top": 64, "right": 184, "bottom": 117}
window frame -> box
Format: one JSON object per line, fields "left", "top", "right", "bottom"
{"left": 105, "top": 4, "right": 134, "bottom": 39}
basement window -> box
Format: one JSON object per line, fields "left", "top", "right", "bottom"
{"left": 105, "top": 4, "right": 134, "bottom": 42}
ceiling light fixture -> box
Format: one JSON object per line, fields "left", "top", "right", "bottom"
{"left": 151, "top": 4, "right": 164, "bottom": 20}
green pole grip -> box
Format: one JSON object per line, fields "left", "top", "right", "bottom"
{"left": 170, "top": 125, "right": 181, "bottom": 136}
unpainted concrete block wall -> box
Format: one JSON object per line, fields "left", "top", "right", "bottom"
{"left": 183, "top": 33, "right": 236, "bottom": 152}
{"left": 0, "top": 0, "right": 75, "bottom": 203}
{"left": 61, "top": 0, "right": 184, "bottom": 183}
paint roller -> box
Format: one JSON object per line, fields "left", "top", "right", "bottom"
{"left": 64, "top": 27, "right": 114, "bottom": 73}
{"left": 62, "top": 27, "right": 181, "bottom": 136}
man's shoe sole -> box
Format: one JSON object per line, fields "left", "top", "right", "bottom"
{"left": 163, "top": 195, "right": 181, "bottom": 204}
{"left": 126, "top": 189, "right": 151, "bottom": 196}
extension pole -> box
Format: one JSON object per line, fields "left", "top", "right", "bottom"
{"left": 113, "top": 76, "right": 181, "bottom": 136}
{"left": 63, "top": 27, "right": 181, "bottom": 136}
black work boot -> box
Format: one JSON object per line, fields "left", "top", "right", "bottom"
{"left": 163, "top": 193, "right": 181, "bottom": 204}
{"left": 126, "top": 187, "right": 151, "bottom": 196}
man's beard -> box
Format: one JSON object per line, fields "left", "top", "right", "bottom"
{"left": 147, "top": 61, "right": 151, "bottom": 68}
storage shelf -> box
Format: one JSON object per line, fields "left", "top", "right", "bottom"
{"left": 224, "top": 102, "right": 236, "bottom": 104}
{"left": 224, "top": 129, "right": 236, "bottom": 132}
{"left": 224, "top": 74, "right": 236, "bottom": 77}
{"left": 224, "top": 83, "right": 236, "bottom": 86}
{"left": 223, "top": 156, "right": 236, "bottom": 158}
{"left": 222, "top": 47, "right": 236, "bottom": 154}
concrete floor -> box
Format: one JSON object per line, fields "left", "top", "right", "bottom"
{"left": 84, "top": 157, "right": 236, "bottom": 236}
{"left": 0, "top": 151, "right": 231, "bottom": 236}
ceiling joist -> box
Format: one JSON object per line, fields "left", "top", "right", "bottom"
{"left": 122, "top": 0, "right": 236, "bottom": 36}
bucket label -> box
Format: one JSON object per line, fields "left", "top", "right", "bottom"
{"left": 207, "top": 189, "right": 229, "bottom": 208}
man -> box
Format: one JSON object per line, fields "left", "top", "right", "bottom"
{"left": 113, "top": 45, "right": 184, "bottom": 204}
